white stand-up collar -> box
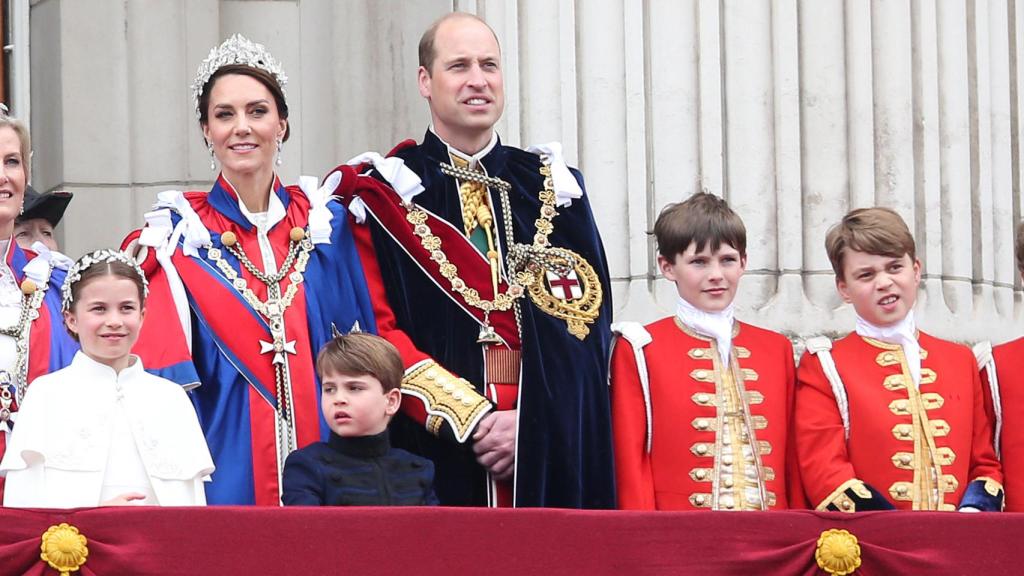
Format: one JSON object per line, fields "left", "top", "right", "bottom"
{"left": 675, "top": 296, "right": 735, "bottom": 367}
{"left": 855, "top": 311, "right": 921, "bottom": 387}
{"left": 71, "top": 350, "right": 145, "bottom": 380}
{"left": 429, "top": 125, "right": 499, "bottom": 168}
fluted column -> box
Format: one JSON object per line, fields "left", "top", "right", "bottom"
{"left": 28, "top": 0, "right": 1024, "bottom": 344}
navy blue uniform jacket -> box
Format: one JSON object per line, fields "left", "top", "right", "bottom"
{"left": 282, "top": 430, "right": 437, "bottom": 506}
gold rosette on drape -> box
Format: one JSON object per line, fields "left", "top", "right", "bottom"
{"left": 815, "top": 528, "right": 861, "bottom": 575}
{"left": 40, "top": 523, "right": 89, "bottom": 575}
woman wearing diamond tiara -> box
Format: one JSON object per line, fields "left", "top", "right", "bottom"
{"left": 0, "top": 250, "right": 213, "bottom": 507}
{"left": 0, "top": 108, "right": 78, "bottom": 500}
{"left": 123, "top": 35, "right": 378, "bottom": 505}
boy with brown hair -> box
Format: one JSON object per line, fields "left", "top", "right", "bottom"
{"left": 282, "top": 333, "right": 437, "bottom": 506}
{"left": 610, "top": 192, "right": 803, "bottom": 510}
{"left": 796, "top": 207, "right": 1003, "bottom": 512}
{"left": 976, "top": 219, "right": 1024, "bottom": 511}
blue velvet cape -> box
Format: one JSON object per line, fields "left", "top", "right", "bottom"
{"left": 366, "top": 131, "right": 615, "bottom": 508}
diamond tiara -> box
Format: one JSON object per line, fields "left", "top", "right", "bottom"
{"left": 191, "top": 33, "right": 288, "bottom": 119}
{"left": 62, "top": 249, "right": 149, "bottom": 312}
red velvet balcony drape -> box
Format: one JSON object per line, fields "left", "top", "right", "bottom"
{"left": 0, "top": 507, "right": 1017, "bottom": 575}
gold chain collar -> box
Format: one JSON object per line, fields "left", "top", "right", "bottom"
{"left": 406, "top": 164, "right": 559, "bottom": 313}
{"left": 205, "top": 228, "right": 313, "bottom": 323}
{"left": 406, "top": 161, "right": 603, "bottom": 340}
{"left": 0, "top": 273, "right": 50, "bottom": 421}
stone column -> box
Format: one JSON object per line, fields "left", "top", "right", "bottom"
{"left": 29, "top": 0, "right": 1024, "bottom": 344}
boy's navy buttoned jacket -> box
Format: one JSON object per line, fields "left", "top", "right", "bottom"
{"left": 282, "top": 429, "right": 437, "bottom": 506}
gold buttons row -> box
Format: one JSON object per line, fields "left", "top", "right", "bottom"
{"left": 890, "top": 452, "right": 914, "bottom": 469}
{"left": 421, "top": 368, "right": 477, "bottom": 407}
{"left": 883, "top": 374, "right": 907, "bottom": 391}
{"left": 687, "top": 492, "right": 776, "bottom": 510}
{"left": 876, "top": 348, "right": 930, "bottom": 367}
{"left": 881, "top": 369, "right": 938, "bottom": 393}
{"left": 888, "top": 394, "right": 945, "bottom": 415}
{"left": 692, "top": 417, "right": 716, "bottom": 431}
{"left": 691, "top": 392, "right": 715, "bottom": 407}
{"left": 890, "top": 447, "right": 956, "bottom": 470}
{"left": 892, "top": 424, "right": 914, "bottom": 440}
{"left": 691, "top": 369, "right": 714, "bottom": 382}
{"left": 687, "top": 346, "right": 752, "bottom": 361}
{"left": 689, "top": 441, "right": 772, "bottom": 457}
{"left": 889, "top": 481, "right": 912, "bottom": 500}
{"left": 690, "top": 390, "right": 765, "bottom": 408}
{"left": 689, "top": 367, "right": 761, "bottom": 384}
{"left": 889, "top": 477, "right": 958, "bottom": 501}
{"left": 688, "top": 348, "right": 713, "bottom": 360}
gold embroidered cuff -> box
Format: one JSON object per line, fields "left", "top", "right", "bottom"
{"left": 816, "top": 478, "right": 873, "bottom": 512}
{"left": 402, "top": 360, "right": 493, "bottom": 443}
{"left": 974, "top": 476, "right": 1004, "bottom": 497}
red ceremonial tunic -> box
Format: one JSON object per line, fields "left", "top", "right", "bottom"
{"left": 796, "top": 332, "right": 1002, "bottom": 511}
{"left": 987, "top": 337, "right": 1024, "bottom": 511}
{"left": 611, "top": 317, "right": 803, "bottom": 510}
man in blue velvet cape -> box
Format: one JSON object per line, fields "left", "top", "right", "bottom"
{"left": 333, "top": 12, "right": 615, "bottom": 508}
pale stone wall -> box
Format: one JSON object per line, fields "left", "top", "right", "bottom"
{"left": 27, "top": 0, "right": 1024, "bottom": 344}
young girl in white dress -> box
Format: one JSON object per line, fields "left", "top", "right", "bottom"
{"left": 0, "top": 249, "right": 214, "bottom": 507}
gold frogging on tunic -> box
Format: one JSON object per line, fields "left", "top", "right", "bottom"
{"left": 677, "top": 320, "right": 771, "bottom": 511}
{"left": 869, "top": 340, "right": 951, "bottom": 510}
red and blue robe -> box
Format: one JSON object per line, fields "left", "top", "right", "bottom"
{"left": 0, "top": 242, "right": 79, "bottom": 498}
{"left": 127, "top": 174, "right": 376, "bottom": 505}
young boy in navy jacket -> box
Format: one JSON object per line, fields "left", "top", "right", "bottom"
{"left": 283, "top": 333, "right": 437, "bottom": 506}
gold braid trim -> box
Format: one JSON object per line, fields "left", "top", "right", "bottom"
{"left": 402, "top": 360, "right": 492, "bottom": 443}
{"left": 816, "top": 478, "right": 873, "bottom": 513}
{"left": 973, "top": 476, "right": 1004, "bottom": 497}
{"left": 426, "top": 415, "right": 444, "bottom": 437}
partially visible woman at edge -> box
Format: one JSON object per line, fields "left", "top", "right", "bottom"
{"left": 123, "top": 35, "right": 378, "bottom": 505}
{"left": 0, "top": 107, "right": 78, "bottom": 500}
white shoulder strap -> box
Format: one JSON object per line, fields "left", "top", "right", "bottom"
{"left": 805, "top": 336, "right": 850, "bottom": 441}
{"left": 973, "top": 341, "right": 1002, "bottom": 458}
{"left": 611, "top": 321, "right": 654, "bottom": 454}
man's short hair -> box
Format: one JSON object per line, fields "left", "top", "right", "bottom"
{"left": 316, "top": 333, "right": 403, "bottom": 393}
{"left": 653, "top": 192, "right": 747, "bottom": 260}
{"left": 418, "top": 12, "right": 500, "bottom": 74}
{"left": 825, "top": 207, "right": 917, "bottom": 278}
